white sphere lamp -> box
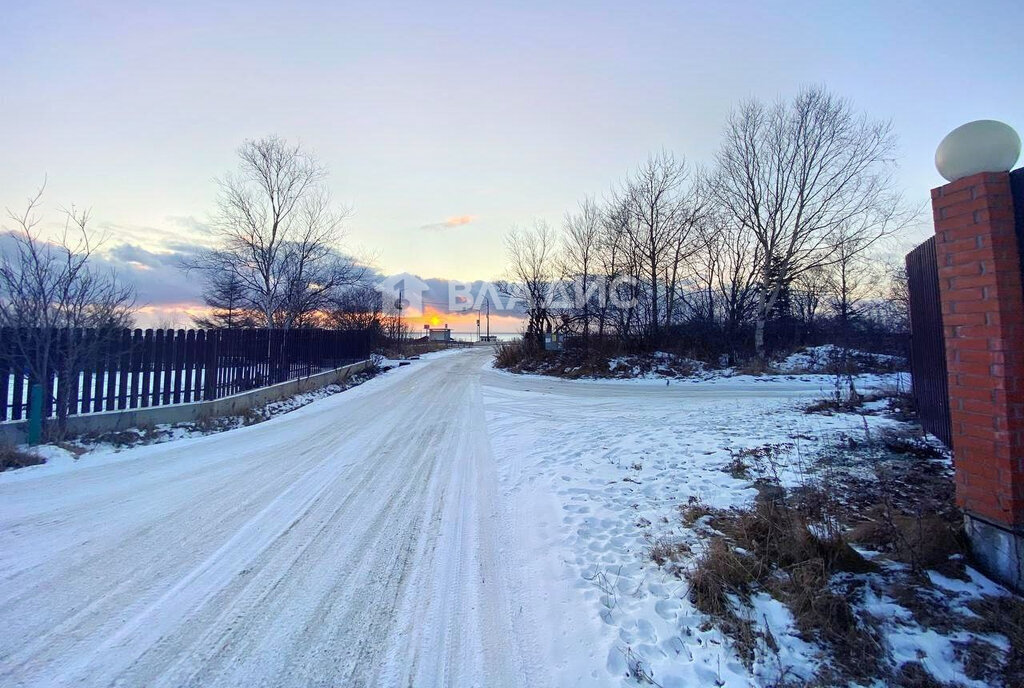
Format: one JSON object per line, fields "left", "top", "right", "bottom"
{"left": 935, "top": 120, "right": 1021, "bottom": 182}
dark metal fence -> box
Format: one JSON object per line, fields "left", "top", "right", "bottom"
{"left": 906, "top": 236, "right": 952, "bottom": 446}
{"left": 0, "top": 327, "right": 372, "bottom": 422}
{"left": 1012, "top": 168, "right": 1024, "bottom": 279}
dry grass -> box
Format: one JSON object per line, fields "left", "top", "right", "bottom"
{"left": 676, "top": 487, "right": 887, "bottom": 680}
{"left": 0, "top": 443, "right": 44, "bottom": 472}
{"left": 964, "top": 595, "right": 1024, "bottom": 686}
{"left": 679, "top": 496, "right": 716, "bottom": 525}
{"left": 55, "top": 441, "right": 88, "bottom": 457}
{"left": 495, "top": 341, "right": 709, "bottom": 381}
{"left": 892, "top": 661, "right": 950, "bottom": 687}
{"left": 803, "top": 390, "right": 888, "bottom": 416}
{"left": 877, "top": 427, "right": 947, "bottom": 461}
{"left": 649, "top": 387, "right": 1007, "bottom": 686}
{"left": 722, "top": 454, "right": 751, "bottom": 479}
{"left": 493, "top": 340, "right": 530, "bottom": 369}
{"left": 847, "top": 505, "right": 964, "bottom": 570}
{"left": 649, "top": 537, "right": 691, "bottom": 567}
{"left": 688, "top": 538, "right": 761, "bottom": 664}
{"left": 734, "top": 360, "right": 769, "bottom": 376}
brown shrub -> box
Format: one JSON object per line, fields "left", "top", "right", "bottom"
{"left": 689, "top": 538, "right": 760, "bottom": 616}
{"left": 0, "top": 444, "right": 44, "bottom": 472}
{"left": 686, "top": 488, "right": 884, "bottom": 678}
{"left": 680, "top": 497, "right": 717, "bottom": 525}
{"left": 892, "top": 661, "right": 949, "bottom": 688}
{"left": 770, "top": 567, "right": 883, "bottom": 682}
{"left": 877, "top": 427, "right": 947, "bottom": 461}
{"left": 494, "top": 340, "right": 529, "bottom": 369}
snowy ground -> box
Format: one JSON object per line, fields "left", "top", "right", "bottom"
{"left": 0, "top": 348, "right": 1008, "bottom": 686}
{"left": 483, "top": 363, "right": 919, "bottom": 686}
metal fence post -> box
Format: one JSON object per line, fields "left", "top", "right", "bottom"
{"left": 27, "top": 383, "right": 43, "bottom": 445}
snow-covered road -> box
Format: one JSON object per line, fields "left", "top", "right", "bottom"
{"left": 0, "top": 348, "right": 901, "bottom": 687}
{"left": 0, "top": 349, "right": 547, "bottom": 687}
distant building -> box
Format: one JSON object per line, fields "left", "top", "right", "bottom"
{"left": 428, "top": 327, "right": 451, "bottom": 342}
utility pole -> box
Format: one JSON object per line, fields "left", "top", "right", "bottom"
{"left": 396, "top": 287, "right": 404, "bottom": 357}
{"left": 486, "top": 296, "right": 490, "bottom": 340}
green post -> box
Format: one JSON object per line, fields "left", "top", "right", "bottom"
{"left": 27, "top": 383, "right": 43, "bottom": 446}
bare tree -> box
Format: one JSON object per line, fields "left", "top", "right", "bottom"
{"left": 825, "top": 226, "right": 885, "bottom": 348}
{"left": 561, "top": 197, "right": 602, "bottom": 342}
{"left": 328, "top": 285, "right": 384, "bottom": 333}
{"left": 498, "top": 221, "right": 560, "bottom": 344}
{"left": 611, "top": 152, "right": 708, "bottom": 342}
{"left": 792, "top": 266, "right": 829, "bottom": 335}
{"left": 0, "top": 186, "right": 135, "bottom": 433}
{"left": 713, "top": 86, "right": 908, "bottom": 359}
{"left": 882, "top": 255, "right": 910, "bottom": 335}
{"left": 188, "top": 136, "right": 362, "bottom": 329}
{"left": 706, "top": 215, "right": 763, "bottom": 361}
{"left": 596, "top": 197, "right": 639, "bottom": 339}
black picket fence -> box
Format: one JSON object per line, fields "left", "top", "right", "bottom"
{"left": 0, "top": 327, "right": 372, "bottom": 422}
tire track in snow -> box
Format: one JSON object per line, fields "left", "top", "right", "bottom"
{"left": 0, "top": 349, "right": 543, "bottom": 688}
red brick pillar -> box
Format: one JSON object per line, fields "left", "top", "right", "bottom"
{"left": 933, "top": 170, "right": 1024, "bottom": 589}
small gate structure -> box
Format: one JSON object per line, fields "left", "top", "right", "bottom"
{"left": 905, "top": 236, "right": 952, "bottom": 447}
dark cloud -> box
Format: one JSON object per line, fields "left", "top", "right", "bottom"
{"left": 93, "top": 243, "right": 206, "bottom": 309}
{"left": 0, "top": 231, "right": 203, "bottom": 316}
{"left": 166, "top": 215, "right": 214, "bottom": 234}
{"left": 2, "top": 230, "right": 517, "bottom": 329}
{"left": 374, "top": 272, "right": 519, "bottom": 317}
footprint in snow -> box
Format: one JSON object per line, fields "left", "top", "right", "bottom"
{"left": 655, "top": 598, "right": 681, "bottom": 620}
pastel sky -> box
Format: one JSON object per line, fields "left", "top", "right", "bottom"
{"left": 2, "top": 0, "right": 1022, "bottom": 325}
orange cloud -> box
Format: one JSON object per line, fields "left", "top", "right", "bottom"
{"left": 421, "top": 215, "right": 478, "bottom": 231}
{"left": 444, "top": 214, "right": 476, "bottom": 227}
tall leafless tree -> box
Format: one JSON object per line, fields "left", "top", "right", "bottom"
{"left": 713, "top": 86, "right": 908, "bottom": 359}
{"left": 825, "top": 225, "right": 884, "bottom": 348}
{"left": 327, "top": 285, "right": 384, "bottom": 333}
{"left": 498, "top": 221, "right": 560, "bottom": 343}
{"left": 705, "top": 215, "right": 763, "bottom": 362}
{"left": 561, "top": 197, "right": 602, "bottom": 342}
{"left": 188, "top": 136, "right": 362, "bottom": 329}
{"left": 612, "top": 152, "right": 708, "bottom": 342}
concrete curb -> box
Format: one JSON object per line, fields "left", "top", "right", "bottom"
{"left": 0, "top": 360, "right": 371, "bottom": 445}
